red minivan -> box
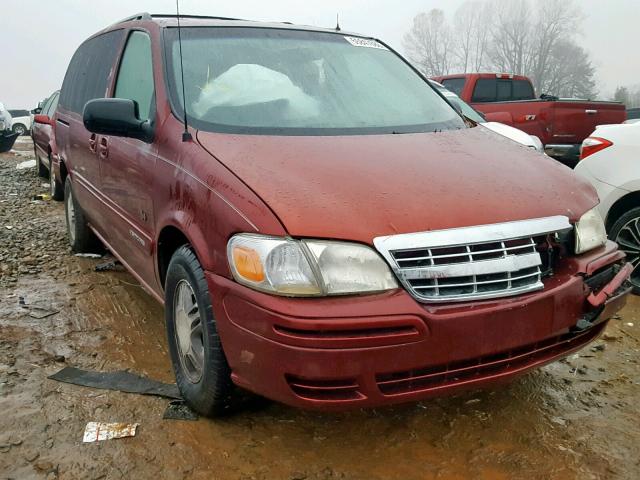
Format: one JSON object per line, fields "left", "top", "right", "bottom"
{"left": 56, "top": 13, "right": 632, "bottom": 416}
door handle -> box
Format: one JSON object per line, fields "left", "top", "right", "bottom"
{"left": 88, "top": 133, "right": 97, "bottom": 153}
{"left": 585, "top": 109, "right": 598, "bottom": 115}
{"left": 98, "top": 137, "right": 109, "bottom": 159}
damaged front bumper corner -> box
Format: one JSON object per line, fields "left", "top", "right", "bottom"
{"left": 575, "top": 262, "right": 633, "bottom": 332}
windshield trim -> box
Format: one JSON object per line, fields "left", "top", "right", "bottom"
{"left": 161, "top": 26, "right": 466, "bottom": 136}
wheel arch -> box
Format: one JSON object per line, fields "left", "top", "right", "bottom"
{"left": 156, "top": 221, "right": 210, "bottom": 290}
{"left": 605, "top": 191, "right": 640, "bottom": 233}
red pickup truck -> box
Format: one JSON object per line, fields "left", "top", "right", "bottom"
{"left": 432, "top": 73, "right": 627, "bottom": 166}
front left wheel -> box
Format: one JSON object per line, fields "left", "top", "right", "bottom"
{"left": 165, "top": 245, "right": 235, "bottom": 417}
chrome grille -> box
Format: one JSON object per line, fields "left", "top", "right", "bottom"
{"left": 374, "top": 216, "right": 572, "bottom": 303}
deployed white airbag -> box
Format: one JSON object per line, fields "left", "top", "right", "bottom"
{"left": 192, "top": 64, "right": 319, "bottom": 120}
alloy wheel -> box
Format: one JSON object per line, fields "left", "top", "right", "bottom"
{"left": 173, "top": 279, "right": 205, "bottom": 383}
{"left": 614, "top": 216, "right": 640, "bottom": 288}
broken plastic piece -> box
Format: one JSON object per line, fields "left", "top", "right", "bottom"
{"left": 82, "top": 422, "right": 138, "bottom": 443}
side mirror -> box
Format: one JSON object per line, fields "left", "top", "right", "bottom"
{"left": 32, "top": 108, "right": 42, "bottom": 114}
{"left": 83, "top": 98, "right": 153, "bottom": 143}
{"left": 33, "top": 114, "right": 51, "bottom": 125}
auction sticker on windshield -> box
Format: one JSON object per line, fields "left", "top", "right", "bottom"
{"left": 343, "top": 36, "right": 387, "bottom": 50}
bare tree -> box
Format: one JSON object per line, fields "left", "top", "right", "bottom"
{"left": 541, "top": 40, "right": 596, "bottom": 98}
{"left": 403, "top": 0, "right": 597, "bottom": 99}
{"left": 487, "top": 0, "right": 533, "bottom": 75}
{"left": 452, "top": 1, "right": 493, "bottom": 72}
{"left": 527, "top": 0, "right": 581, "bottom": 93}
{"left": 403, "top": 9, "right": 453, "bottom": 77}
{"left": 614, "top": 86, "right": 630, "bottom": 105}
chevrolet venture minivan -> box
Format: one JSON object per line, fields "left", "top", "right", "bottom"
{"left": 56, "top": 13, "right": 632, "bottom": 416}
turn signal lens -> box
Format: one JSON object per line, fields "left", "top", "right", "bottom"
{"left": 232, "top": 246, "right": 265, "bottom": 282}
{"left": 580, "top": 137, "right": 613, "bottom": 160}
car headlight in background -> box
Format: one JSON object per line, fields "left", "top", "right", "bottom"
{"left": 574, "top": 208, "right": 607, "bottom": 254}
{"left": 227, "top": 234, "right": 398, "bottom": 296}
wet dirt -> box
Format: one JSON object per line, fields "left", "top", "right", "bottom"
{"left": 1, "top": 140, "right": 640, "bottom": 479}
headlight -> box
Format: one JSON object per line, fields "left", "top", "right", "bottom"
{"left": 227, "top": 234, "right": 398, "bottom": 296}
{"left": 575, "top": 208, "right": 607, "bottom": 254}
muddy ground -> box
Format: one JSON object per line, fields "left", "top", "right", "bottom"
{"left": 1, "top": 138, "right": 639, "bottom": 480}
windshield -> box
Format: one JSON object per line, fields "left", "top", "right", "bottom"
{"left": 164, "top": 27, "right": 465, "bottom": 135}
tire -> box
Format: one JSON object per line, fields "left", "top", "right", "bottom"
{"left": 609, "top": 206, "right": 640, "bottom": 294}
{"left": 64, "top": 177, "right": 96, "bottom": 253}
{"left": 165, "top": 245, "right": 234, "bottom": 416}
{"left": 12, "top": 123, "right": 26, "bottom": 136}
{"left": 49, "top": 156, "right": 64, "bottom": 201}
{"left": 35, "top": 152, "right": 48, "bottom": 178}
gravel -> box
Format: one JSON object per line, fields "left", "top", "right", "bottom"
{"left": 0, "top": 143, "right": 68, "bottom": 286}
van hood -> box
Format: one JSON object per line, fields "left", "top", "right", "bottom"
{"left": 197, "top": 126, "right": 597, "bottom": 244}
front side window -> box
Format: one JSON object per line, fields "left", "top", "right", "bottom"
{"left": 115, "top": 31, "right": 155, "bottom": 121}
{"left": 513, "top": 80, "right": 534, "bottom": 100}
{"left": 45, "top": 93, "right": 59, "bottom": 117}
{"left": 164, "top": 27, "right": 465, "bottom": 135}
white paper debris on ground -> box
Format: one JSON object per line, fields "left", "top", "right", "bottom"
{"left": 16, "top": 159, "right": 36, "bottom": 170}
{"left": 82, "top": 422, "right": 139, "bottom": 443}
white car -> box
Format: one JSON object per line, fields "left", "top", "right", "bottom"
{"left": 8, "top": 109, "right": 32, "bottom": 135}
{"left": 429, "top": 80, "right": 544, "bottom": 152}
{"left": 0, "top": 102, "right": 12, "bottom": 134}
{"left": 574, "top": 122, "right": 640, "bottom": 290}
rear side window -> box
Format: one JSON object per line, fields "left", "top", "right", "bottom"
{"left": 114, "top": 31, "right": 154, "bottom": 121}
{"left": 471, "top": 79, "right": 497, "bottom": 102}
{"left": 441, "top": 78, "right": 466, "bottom": 96}
{"left": 9, "top": 110, "right": 30, "bottom": 117}
{"left": 59, "top": 30, "right": 124, "bottom": 114}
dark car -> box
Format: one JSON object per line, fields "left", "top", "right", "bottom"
{"left": 32, "top": 90, "right": 63, "bottom": 200}
{"left": 55, "top": 13, "right": 631, "bottom": 416}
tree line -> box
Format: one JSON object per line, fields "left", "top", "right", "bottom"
{"left": 403, "top": 0, "right": 597, "bottom": 99}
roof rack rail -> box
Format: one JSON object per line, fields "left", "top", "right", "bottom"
{"left": 150, "top": 13, "right": 245, "bottom": 22}
{"left": 113, "top": 12, "right": 152, "bottom": 25}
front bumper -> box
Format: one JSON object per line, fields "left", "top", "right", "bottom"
{"left": 208, "top": 241, "right": 630, "bottom": 410}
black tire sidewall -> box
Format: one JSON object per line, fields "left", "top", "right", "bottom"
{"left": 63, "top": 177, "right": 94, "bottom": 253}
{"left": 609, "top": 206, "right": 640, "bottom": 294}
{"left": 49, "top": 157, "right": 63, "bottom": 201}
{"left": 165, "top": 246, "right": 233, "bottom": 416}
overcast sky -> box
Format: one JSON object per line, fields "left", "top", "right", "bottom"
{"left": 1, "top": 0, "right": 638, "bottom": 108}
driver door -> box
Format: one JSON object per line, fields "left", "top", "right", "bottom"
{"left": 99, "top": 30, "right": 158, "bottom": 287}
